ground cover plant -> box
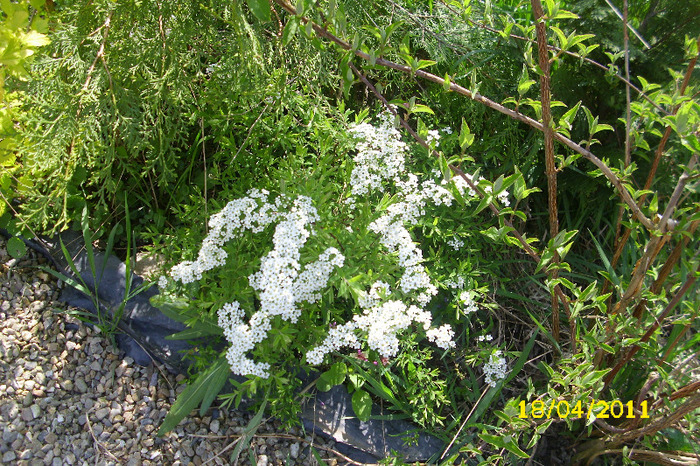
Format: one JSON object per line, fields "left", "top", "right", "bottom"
{"left": 2, "top": 0, "right": 699, "bottom": 464}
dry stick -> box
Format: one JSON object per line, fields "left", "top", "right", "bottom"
{"left": 622, "top": 0, "right": 632, "bottom": 169}
{"left": 610, "top": 394, "right": 700, "bottom": 444}
{"left": 80, "top": 13, "right": 113, "bottom": 95}
{"left": 603, "top": 260, "right": 700, "bottom": 386}
{"left": 611, "top": 153, "right": 698, "bottom": 316}
{"left": 612, "top": 0, "right": 633, "bottom": 281}
{"left": 85, "top": 405, "right": 121, "bottom": 463}
{"left": 271, "top": 0, "right": 656, "bottom": 232}
{"left": 440, "top": 386, "right": 489, "bottom": 460}
{"left": 602, "top": 0, "right": 651, "bottom": 49}
{"left": 632, "top": 216, "right": 700, "bottom": 319}
{"left": 531, "top": 0, "right": 565, "bottom": 346}
{"left": 589, "top": 448, "right": 700, "bottom": 466}
{"left": 607, "top": 39, "right": 700, "bottom": 277}
{"left": 194, "top": 432, "right": 377, "bottom": 466}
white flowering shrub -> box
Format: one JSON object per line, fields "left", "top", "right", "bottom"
{"left": 157, "top": 110, "right": 517, "bottom": 430}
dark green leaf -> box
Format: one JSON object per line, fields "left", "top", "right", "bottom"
{"left": 351, "top": 389, "right": 372, "bottom": 422}
{"left": 246, "top": 0, "right": 271, "bottom": 21}
{"left": 7, "top": 236, "right": 27, "bottom": 259}
{"left": 158, "top": 356, "right": 230, "bottom": 435}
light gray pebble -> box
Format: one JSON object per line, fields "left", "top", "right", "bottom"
{"left": 74, "top": 378, "right": 88, "bottom": 393}
{"left": 210, "top": 419, "right": 220, "bottom": 434}
{"left": 0, "top": 237, "right": 336, "bottom": 466}
{"left": 290, "top": 442, "right": 300, "bottom": 458}
{"left": 95, "top": 407, "right": 110, "bottom": 421}
{"left": 22, "top": 406, "right": 35, "bottom": 422}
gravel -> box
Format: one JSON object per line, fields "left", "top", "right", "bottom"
{"left": 0, "top": 236, "right": 347, "bottom": 465}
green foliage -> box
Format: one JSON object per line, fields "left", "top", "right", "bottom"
{"left": 43, "top": 201, "right": 152, "bottom": 342}
{"left": 14, "top": 0, "right": 700, "bottom": 463}
{"left": 0, "top": 0, "right": 49, "bottom": 224}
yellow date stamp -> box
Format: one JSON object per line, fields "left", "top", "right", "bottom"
{"left": 518, "top": 399, "right": 650, "bottom": 420}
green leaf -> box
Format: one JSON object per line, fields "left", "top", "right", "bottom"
{"left": 165, "top": 321, "right": 222, "bottom": 340}
{"left": 22, "top": 30, "right": 50, "bottom": 47}
{"left": 459, "top": 118, "right": 474, "bottom": 150}
{"left": 551, "top": 10, "right": 578, "bottom": 20}
{"left": 443, "top": 73, "right": 451, "bottom": 91}
{"left": 230, "top": 396, "right": 268, "bottom": 463}
{"left": 410, "top": 104, "right": 434, "bottom": 115}
{"left": 505, "top": 329, "right": 538, "bottom": 385}
{"left": 282, "top": 18, "right": 298, "bottom": 45}
{"left": 351, "top": 389, "right": 372, "bottom": 422}
{"left": 7, "top": 236, "right": 26, "bottom": 258}
{"left": 317, "top": 362, "right": 347, "bottom": 392}
{"left": 246, "top": 0, "right": 271, "bottom": 21}
{"left": 155, "top": 300, "right": 193, "bottom": 324}
{"left": 157, "top": 356, "right": 230, "bottom": 435}
{"left": 559, "top": 101, "right": 581, "bottom": 130}
{"left": 199, "top": 358, "right": 231, "bottom": 415}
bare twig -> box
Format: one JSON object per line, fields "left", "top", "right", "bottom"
{"left": 196, "top": 432, "right": 377, "bottom": 465}
{"left": 81, "top": 13, "right": 113, "bottom": 95}
{"left": 610, "top": 154, "right": 699, "bottom": 316}
{"left": 604, "top": 260, "right": 700, "bottom": 386}
{"left": 531, "top": 0, "right": 565, "bottom": 346}
{"left": 85, "top": 405, "right": 121, "bottom": 463}
{"left": 602, "top": 0, "right": 651, "bottom": 49}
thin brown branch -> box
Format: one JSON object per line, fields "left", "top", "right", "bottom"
{"left": 531, "top": 0, "right": 564, "bottom": 345}
{"left": 611, "top": 153, "right": 698, "bottom": 317}
{"left": 81, "top": 13, "right": 113, "bottom": 95}
{"left": 623, "top": 0, "right": 632, "bottom": 167}
{"left": 604, "top": 260, "right": 700, "bottom": 386}
{"left": 602, "top": 0, "right": 651, "bottom": 49}
{"left": 271, "top": 0, "right": 656, "bottom": 232}
{"left": 613, "top": 394, "right": 700, "bottom": 444}
{"left": 632, "top": 216, "right": 700, "bottom": 319}
{"left": 591, "top": 448, "right": 700, "bottom": 466}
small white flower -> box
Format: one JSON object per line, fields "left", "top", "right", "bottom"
{"left": 483, "top": 349, "right": 508, "bottom": 387}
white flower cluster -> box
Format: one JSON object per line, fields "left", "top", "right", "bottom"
{"left": 170, "top": 189, "right": 283, "bottom": 284}
{"left": 219, "top": 243, "right": 345, "bottom": 377}
{"left": 222, "top": 198, "right": 344, "bottom": 377}
{"left": 445, "top": 276, "right": 466, "bottom": 289}
{"left": 171, "top": 191, "right": 345, "bottom": 378}
{"left": 358, "top": 281, "right": 391, "bottom": 309}
{"left": 218, "top": 301, "right": 272, "bottom": 378}
{"left": 157, "top": 275, "right": 169, "bottom": 290}
{"left": 306, "top": 300, "right": 455, "bottom": 364}
{"left": 426, "top": 324, "right": 455, "bottom": 350}
{"left": 367, "top": 216, "right": 437, "bottom": 305}
{"left": 447, "top": 237, "right": 465, "bottom": 250}
{"left": 483, "top": 349, "right": 508, "bottom": 387}
{"left": 459, "top": 290, "right": 479, "bottom": 315}
{"left": 477, "top": 334, "right": 493, "bottom": 342}
{"left": 348, "top": 112, "right": 408, "bottom": 197}
{"left": 426, "top": 129, "right": 440, "bottom": 147}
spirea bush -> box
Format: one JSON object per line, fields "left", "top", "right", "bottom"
{"left": 156, "top": 110, "right": 515, "bottom": 430}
